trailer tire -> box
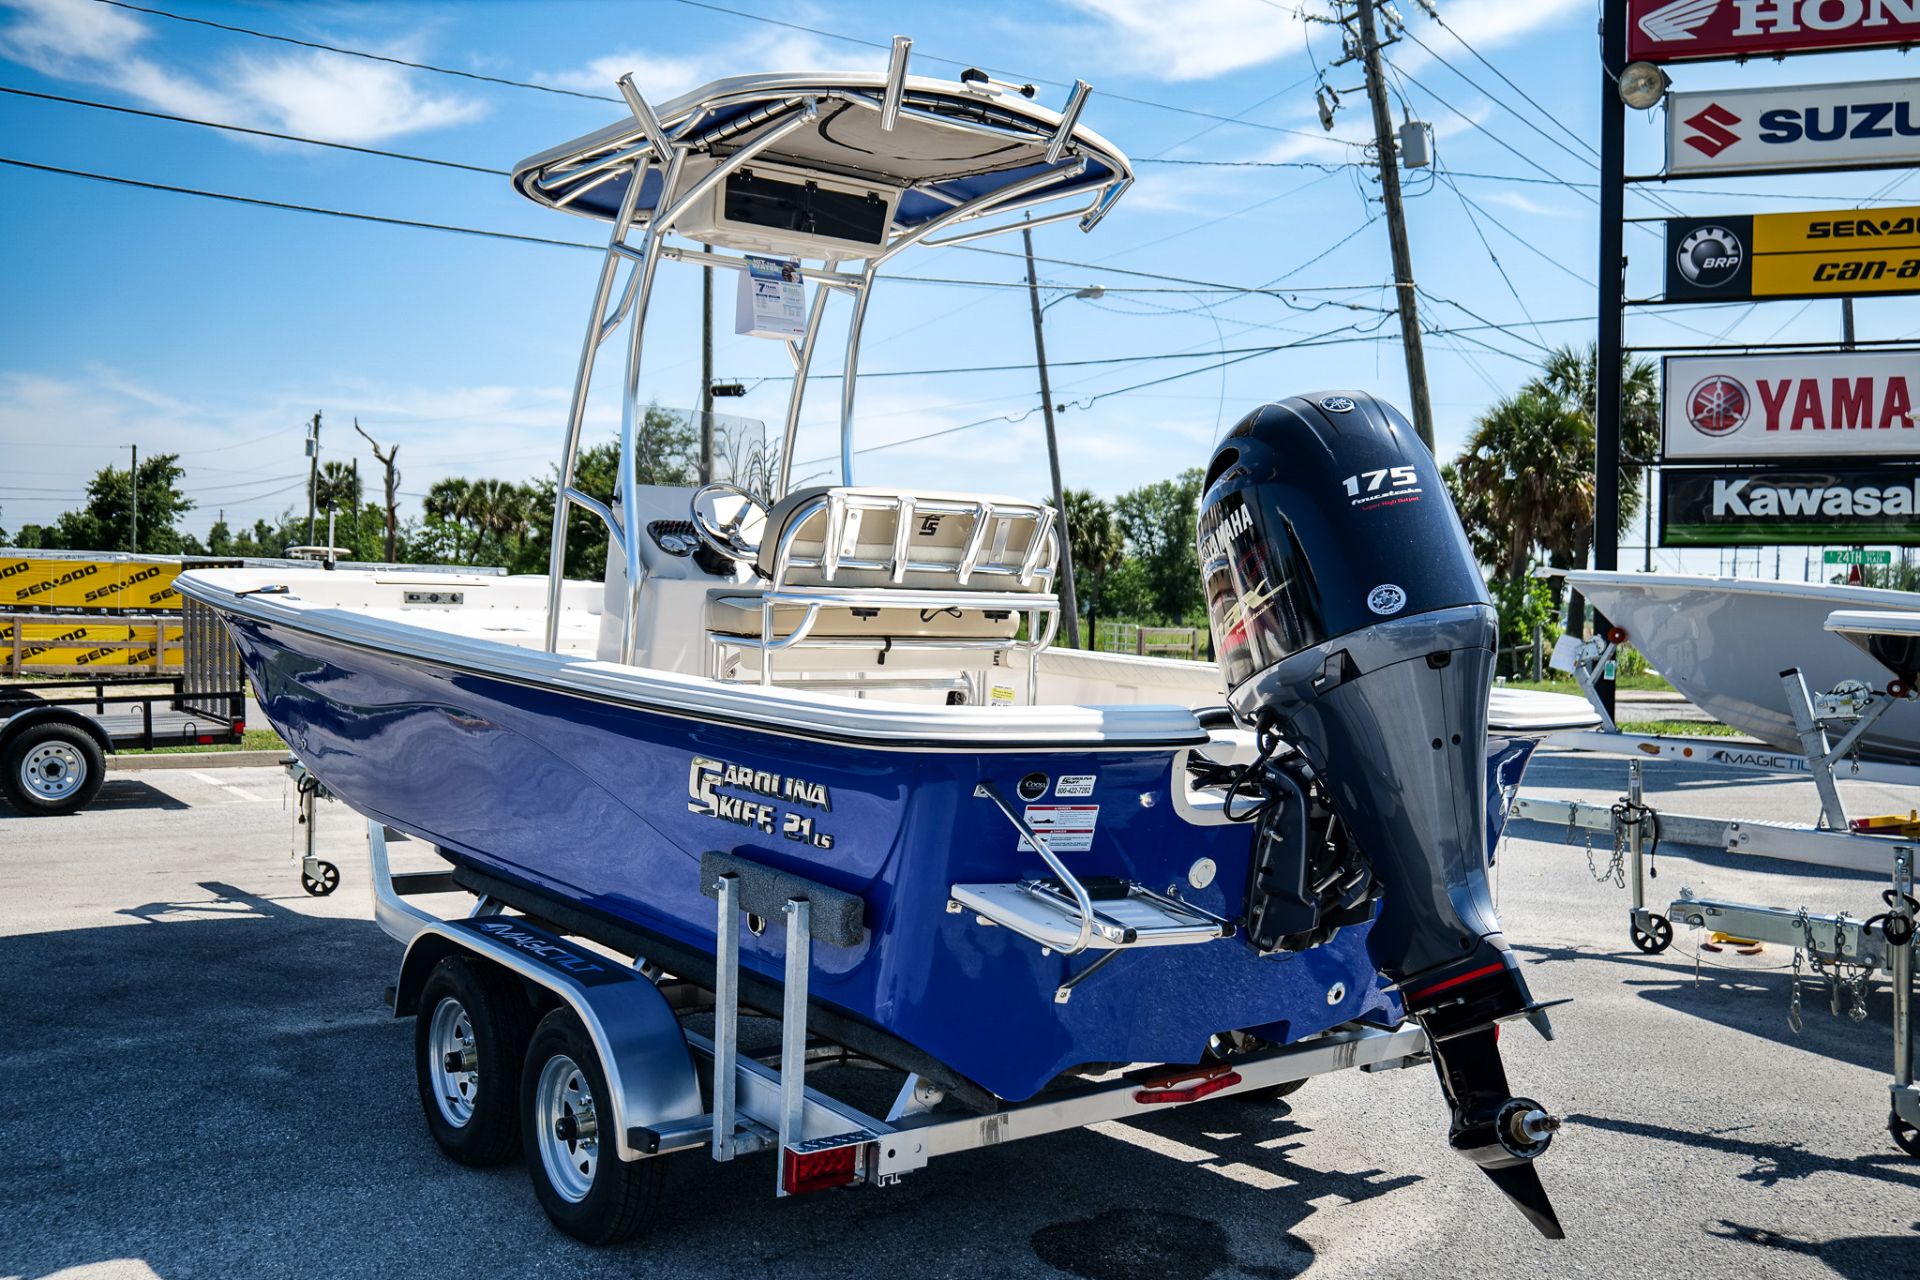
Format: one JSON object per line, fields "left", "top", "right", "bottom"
{"left": 1241, "top": 1078, "right": 1307, "bottom": 1103}
{"left": 521, "top": 1007, "right": 662, "bottom": 1246}
{"left": 414, "top": 956, "right": 533, "bottom": 1167}
{"left": 1, "top": 722, "right": 105, "bottom": 816}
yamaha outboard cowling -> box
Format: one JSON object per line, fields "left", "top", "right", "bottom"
{"left": 1197, "top": 392, "right": 1564, "bottom": 1239}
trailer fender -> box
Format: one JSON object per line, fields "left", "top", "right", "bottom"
{"left": 0, "top": 705, "right": 116, "bottom": 756}
{"left": 394, "top": 917, "right": 702, "bottom": 1163}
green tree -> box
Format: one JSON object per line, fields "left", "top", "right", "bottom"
{"left": 1112, "top": 467, "right": 1206, "bottom": 625}
{"left": 1060, "top": 489, "right": 1121, "bottom": 646}
{"left": 1530, "top": 342, "right": 1660, "bottom": 549}
{"left": 1451, "top": 389, "right": 1593, "bottom": 581}
{"left": 36, "top": 454, "right": 194, "bottom": 553}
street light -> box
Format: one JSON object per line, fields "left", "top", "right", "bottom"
{"left": 1023, "top": 226, "right": 1104, "bottom": 648}
{"left": 1617, "top": 62, "right": 1669, "bottom": 110}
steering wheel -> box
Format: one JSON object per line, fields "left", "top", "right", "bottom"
{"left": 690, "top": 482, "right": 771, "bottom": 562}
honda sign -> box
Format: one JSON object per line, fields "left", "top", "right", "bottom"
{"left": 1630, "top": 0, "right": 1920, "bottom": 63}
{"left": 1662, "top": 349, "right": 1920, "bottom": 460}
{"left": 1666, "top": 79, "right": 1920, "bottom": 176}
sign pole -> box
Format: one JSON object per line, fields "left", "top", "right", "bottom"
{"left": 1594, "top": 0, "right": 1626, "bottom": 719}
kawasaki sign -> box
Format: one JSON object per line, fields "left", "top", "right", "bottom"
{"left": 1662, "top": 465, "right": 1920, "bottom": 545}
{"left": 1661, "top": 349, "right": 1920, "bottom": 461}
{"left": 1630, "top": 0, "right": 1920, "bottom": 63}
{"left": 1666, "top": 79, "right": 1920, "bottom": 177}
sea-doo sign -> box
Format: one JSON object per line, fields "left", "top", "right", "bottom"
{"left": 1661, "top": 464, "right": 1920, "bottom": 545}
{"left": 1662, "top": 349, "right": 1920, "bottom": 460}
{"left": 1630, "top": 0, "right": 1920, "bottom": 63}
{"left": 1663, "top": 208, "right": 1920, "bottom": 301}
{"left": 1666, "top": 79, "right": 1920, "bottom": 176}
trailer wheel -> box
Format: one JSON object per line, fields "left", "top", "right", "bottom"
{"left": 1241, "top": 1078, "right": 1308, "bottom": 1103}
{"left": 1894, "top": 1109, "right": 1920, "bottom": 1159}
{"left": 414, "top": 956, "right": 533, "bottom": 1167}
{"left": 522, "top": 1007, "right": 662, "bottom": 1245}
{"left": 1, "top": 723, "right": 105, "bottom": 816}
{"left": 300, "top": 862, "right": 340, "bottom": 896}
{"left": 1630, "top": 916, "right": 1673, "bottom": 955}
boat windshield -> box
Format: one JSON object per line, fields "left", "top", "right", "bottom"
{"left": 638, "top": 407, "right": 775, "bottom": 503}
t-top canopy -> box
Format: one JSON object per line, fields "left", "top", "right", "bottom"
{"left": 511, "top": 67, "right": 1133, "bottom": 245}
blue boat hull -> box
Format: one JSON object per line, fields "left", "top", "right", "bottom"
{"left": 230, "top": 614, "right": 1404, "bottom": 1100}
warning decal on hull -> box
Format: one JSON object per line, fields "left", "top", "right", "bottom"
{"left": 1021, "top": 803, "right": 1099, "bottom": 852}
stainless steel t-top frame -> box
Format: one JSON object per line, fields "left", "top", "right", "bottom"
{"left": 507, "top": 41, "right": 1135, "bottom": 653}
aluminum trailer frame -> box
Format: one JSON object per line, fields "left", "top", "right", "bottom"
{"left": 1513, "top": 635, "right": 1920, "bottom": 1154}
{"left": 355, "top": 814, "right": 1432, "bottom": 1217}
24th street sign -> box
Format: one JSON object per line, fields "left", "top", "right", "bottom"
{"left": 1662, "top": 349, "right": 1920, "bottom": 461}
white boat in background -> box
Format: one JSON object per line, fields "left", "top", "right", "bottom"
{"left": 1568, "top": 571, "right": 1920, "bottom": 760}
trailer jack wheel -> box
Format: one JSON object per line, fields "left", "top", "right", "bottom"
{"left": 301, "top": 861, "right": 340, "bottom": 897}
{"left": 1894, "top": 1110, "right": 1920, "bottom": 1159}
{"left": 1629, "top": 915, "right": 1672, "bottom": 955}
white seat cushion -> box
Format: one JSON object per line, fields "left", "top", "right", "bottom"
{"left": 707, "top": 590, "right": 1021, "bottom": 641}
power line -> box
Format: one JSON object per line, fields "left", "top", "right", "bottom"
{"left": 0, "top": 156, "right": 609, "bottom": 251}
{"left": 1401, "top": 24, "right": 1597, "bottom": 167}
{"left": 85, "top": 0, "right": 619, "bottom": 102}
{"left": 0, "top": 84, "right": 507, "bottom": 174}
{"left": 1383, "top": 58, "right": 1597, "bottom": 206}
{"left": 672, "top": 0, "right": 1353, "bottom": 143}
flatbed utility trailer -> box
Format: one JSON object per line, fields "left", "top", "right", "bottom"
{"left": 0, "top": 593, "right": 246, "bottom": 815}
{"left": 356, "top": 817, "right": 1432, "bottom": 1245}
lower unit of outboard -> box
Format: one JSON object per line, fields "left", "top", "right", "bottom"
{"left": 1197, "top": 391, "right": 1566, "bottom": 1239}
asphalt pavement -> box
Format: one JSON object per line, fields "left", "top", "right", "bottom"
{"left": 2, "top": 754, "right": 1916, "bottom": 1280}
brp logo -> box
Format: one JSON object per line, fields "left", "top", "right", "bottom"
{"left": 1686, "top": 375, "right": 1750, "bottom": 437}
{"left": 1676, "top": 224, "right": 1743, "bottom": 289}
{"left": 1683, "top": 103, "right": 1742, "bottom": 158}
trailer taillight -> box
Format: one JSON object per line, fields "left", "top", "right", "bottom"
{"left": 781, "top": 1138, "right": 862, "bottom": 1194}
{"left": 197, "top": 734, "right": 213, "bottom": 744}
{"left": 1132, "top": 1066, "right": 1242, "bottom": 1104}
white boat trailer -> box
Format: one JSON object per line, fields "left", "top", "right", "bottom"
{"left": 288, "top": 785, "right": 1431, "bottom": 1241}
{"left": 1512, "top": 632, "right": 1920, "bottom": 1156}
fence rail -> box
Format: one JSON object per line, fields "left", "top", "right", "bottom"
{"left": 1093, "top": 621, "right": 1205, "bottom": 660}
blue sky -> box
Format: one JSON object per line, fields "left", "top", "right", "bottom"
{"left": 0, "top": 0, "right": 1915, "bottom": 573}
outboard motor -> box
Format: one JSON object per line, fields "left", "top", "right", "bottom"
{"left": 1197, "top": 392, "right": 1565, "bottom": 1239}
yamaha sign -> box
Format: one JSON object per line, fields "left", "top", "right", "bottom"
{"left": 1662, "top": 349, "right": 1920, "bottom": 460}
{"left": 1666, "top": 79, "right": 1920, "bottom": 176}
{"left": 1630, "top": 0, "right": 1920, "bottom": 62}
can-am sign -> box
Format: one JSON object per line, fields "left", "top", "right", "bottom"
{"left": 1630, "top": 0, "right": 1920, "bottom": 63}
{"left": 1662, "top": 349, "right": 1920, "bottom": 460}
{"left": 1663, "top": 208, "right": 1920, "bottom": 301}
{"left": 1662, "top": 465, "right": 1920, "bottom": 545}
{"left": 1667, "top": 79, "right": 1920, "bottom": 176}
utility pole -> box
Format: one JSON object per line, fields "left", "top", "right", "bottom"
{"left": 127, "top": 443, "right": 138, "bottom": 552}
{"left": 700, "top": 245, "right": 716, "bottom": 484}
{"left": 1023, "top": 226, "right": 1081, "bottom": 648}
{"left": 1353, "top": 0, "right": 1435, "bottom": 451}
{"left": 304, "top": 410, "right": 322, "bottom": 547}
{"left": 1842, "top": 297, "right": 1857, "bottom": 349}
{"left": 1592, "top": 0, "right": 1627, "bottom": 719}
{"left": 354, "top": 419, "right": 401, "bottom": 563}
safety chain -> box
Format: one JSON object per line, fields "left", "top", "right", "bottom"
{"left": 1790, "top": 907, "right": 1873, "bottom": 1031}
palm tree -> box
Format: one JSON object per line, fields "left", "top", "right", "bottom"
{"left": 1062, "top": 489, "right": 1122, "bottom": 648}
{"left": 465, "top": 479, "right": 532, "bottom": 562}
{"left": 1452, "top": 389, "right": 1595, "bottom": 581}
{"left": 1530, "top": 342, "right": 1659, "bottom": 537}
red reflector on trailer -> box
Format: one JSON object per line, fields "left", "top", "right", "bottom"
{"left": 782, "top": 1142, "right": 860, "bottom": 1195}
{"left": 197, "top": 735, "right": 213, "bottom": 744}
{"left": 1134, "top": 1069, "right": 1241, "bottom": 1105}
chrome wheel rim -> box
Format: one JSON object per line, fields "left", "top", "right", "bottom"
{"left": 427, "top": 997, "right": 478, "bottom": 1127}
{"left": 21, "top": 742, "right": 85, "bottom": 801}
{"left": 535, "top": 1053, "right": 597, "bottom": 1203}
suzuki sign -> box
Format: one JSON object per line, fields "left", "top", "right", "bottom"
{"left": 1667, "top": 79, "right": 1920, "bottom": 176}
{"left": 1662, "top": 349, "right": 1920, "bottom": 460}
{"left": 1630, "top": 0, "right": 1920, "bottom": 63}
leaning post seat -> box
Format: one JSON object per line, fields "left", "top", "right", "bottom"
{"left": 704, "top": 486, "right": 1061, "bottom": 697}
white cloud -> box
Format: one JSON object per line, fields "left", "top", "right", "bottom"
{"left": 0, "top": 0, "right": 482, "bottom": 143}
{"left": 1064, "top": 0, "right": 1309, "bottom": 81}
{"left": 540, "top": 31, "right": 847, "bottom": 102}
{"left": 1479, "top": 189, "right": 1569, "bottom": 218}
